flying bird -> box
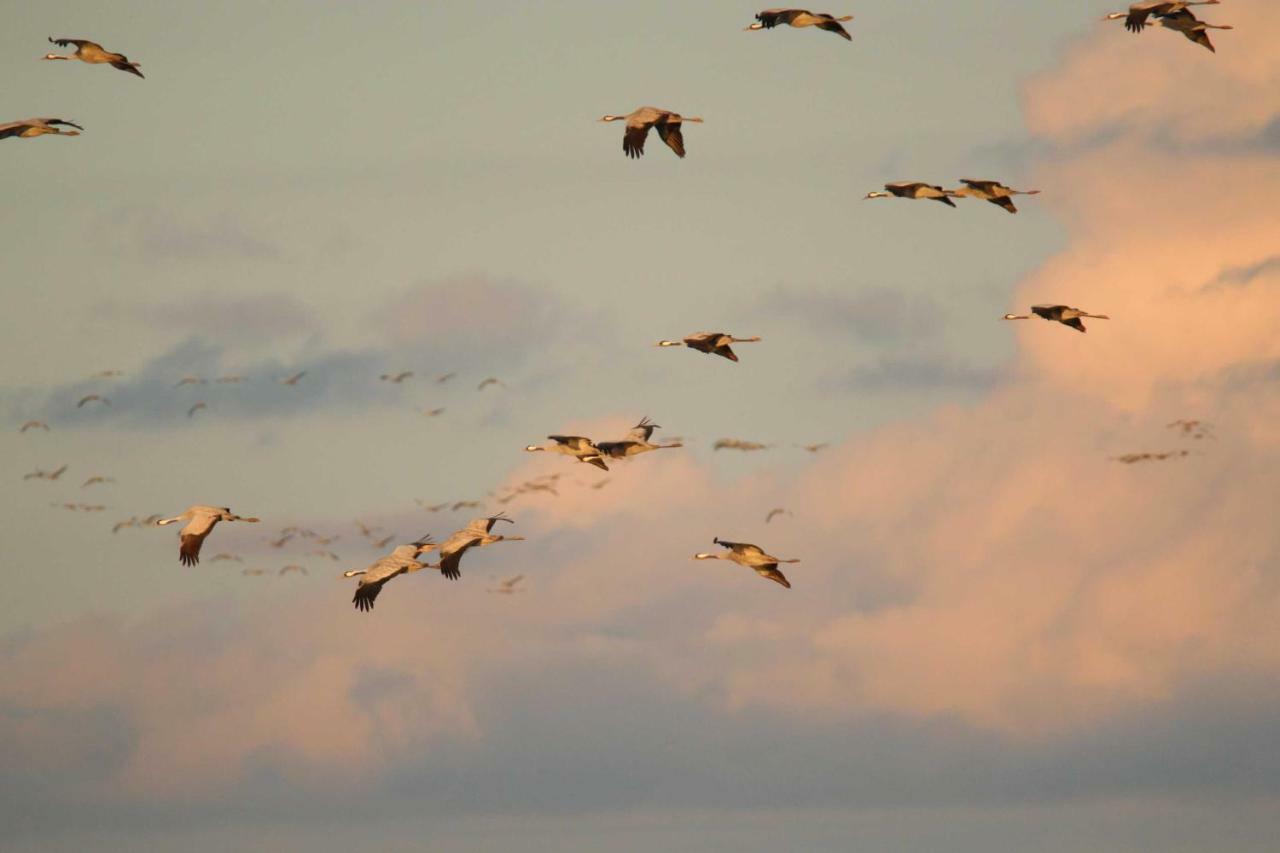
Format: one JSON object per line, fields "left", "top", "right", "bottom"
{"left": 598, "top": 417, "right": 684, "bottom": 459}
{"left": 745, "top": 9, "right": 854, "bottom": 40}
{"left": 380, "top": 371, "right": 413, "bottom": 383}
{"left": 599, "top": 106, "right": 703, "bottom": 159}
{"left": 477, "top": 377, "right": 505, "bottom": 391}
{"left": 19, "top": 421, "right": 49, "bottom": 433}
{"left": 765, "top": 508, "right": 791, "bottom": 524}
{"left": 44, "top": 37, "right": 143, "bottom": 77}
{"left": 1167, "top": 419, "right": 1214, "bottom": 439}
{"left": 488, "top": 575, "right": 526, "bottom": 595}
{"left": 92, "top": 370, "right": 124, "bottom": 378}
{"left": 1001, "top": 305, "right": 1110, "bottom": 333}
{"left": 864, "top": 182, "right": 959, "bottom": 207}
{"left": 112, "top": 517, "right": 138, "bottom": 533}
{"left": 23, "top": 464, "right": 68, "bottom": 481}
{"left": 1146, "top": 8, "right": 1233, "bottom": 51}
{"left": 187, "top": 402, "right": 208, "bottom": 418}
{"left": 308, "top": 549, "right": 341, "bottom": 561}
{"left": 76, "top": 394, "right": 109, "bottom": 408}
{"left": 371, "top": 534, "right": 396, "bottom": 549}
{"left": 451, "top": 500, "right": 483, "bottom": 511}
{"left": 1113, "top": 450, "right": 1192, "bottom": 464}
{"left": 268, "top": 533, "right": 294, "bottom": 549}
{"left": 343, "top": 536, "right": 438, "bottom": 612}
{"left": 436, "top": 372, "right": 456, "bottom": 384}
{"left": 156, "top": 506, "right": 261, "bottom": 566}
{"left": 431, "top": 514, "right": 525, "bottom": 581}
{"left": 279, "top": 564, "right": 309, "bottom": 576}
{"left": 525, "top": 435, "right": 610, "bottom": 471}
{"left": 1, "top": 117, "right": 83, "bottom": 140}
{"left": 215, "top": 375, "right": 246, "bottom": 384}
{"left": 656, "top": 331, "right": 762, "bottom": 363}
{"left": 948, "top": 179, "right": 1041, "bottom": 214}
{"left": 279, "top": 371, "right": 307, "bottom": 386}
{"left": 174, "top": 377, "right": 206, "bottom": 387}
{"left": 714, "top": 439, "right": 771, "bottom": 452}
{"left": 799, "top": 443, "right": 828, "bottom": 453}
{"left": 1104, "top": 1, "right": 1221, "bottom": 32}
{"left": 421, "top": 407, "right": 446, "bottom": 417}
{"left": 415, "top": 500, "right": 451, "bottom": 512}
{"left": 694, "top": 538, "right": 799, "bottom": 589}
{"left": 242, "top": 568, "right": 267, "bottom": 577}
{"left": 209, "top": 553, "right": 243, "bottom": 563}
{"left": 82, "top": 476, "right": 114, "bottom": 488}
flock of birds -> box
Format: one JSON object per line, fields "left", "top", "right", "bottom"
{"left": 12, "top": 5, "right": 1235, "bottom": 609}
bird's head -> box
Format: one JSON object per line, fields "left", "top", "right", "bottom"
{"left": 1103, "top": 12, "right": 1126, "bottom": 20}
{"left": 1001, "top": 313, "right": 1021, "bottom": 321}
{"left": 599, "top": 115, "right": 622, "bottom": 123}
{"left": 655, "top": 340, "right": 682, "bottom": 347}
{"left": 863, "top": 191, "right": 888, "bottom": 200}
{"left": 693, "top": 553, "right": 716, "bottom": 560}
{"left": 341, "top": 569, "right": 362, "bottom": 578}
{"left": 524, "top": 444, "right": 544, "bottom": 452}
{"left": 41, "top": 53, "right": 59, "bottom": 60}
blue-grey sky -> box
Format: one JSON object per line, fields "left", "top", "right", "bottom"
{"left": 4, "top": 1, "right": 1280, "bottom": 851}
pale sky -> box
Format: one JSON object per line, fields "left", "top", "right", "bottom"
{"left": 3, "top": 1, "right": 1279, "bottom": 851}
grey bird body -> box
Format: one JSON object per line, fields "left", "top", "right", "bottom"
{"left": 864, "top": 182, "right": 959, "bottom": 207}
{"left": 0, "top": 117, "right": 83, "bottom": 140}
{"left": 746, "top": 9, "right": 854, "bottom": 40}
{"left": 431, "top": 515, "right": 524, "bottom": 581}
{"left": 949, "top": 179, "right": 1041, "bottom": 214}
{"left": 693, "top": 538, "right": 799, "bottom": 588}
{"left": 343, "top": 537, "right": 437, "bottom": 612}
{"left": 599, "top": 107, "right": 703, "bottom": 159}
{"left": 156, "top": 505, "right": 261, "bottom": 566}
{"left": 656, "top": 331, "right": 761, "bottom": 362}
{"left": 525, "top": 435, "right": 609, "bottom": 470}
{"left": 1002, "top": 304, "right": 1110, "bottom": 333}
{"left": 44, "top": 37, "right": 143, "bottom": 77}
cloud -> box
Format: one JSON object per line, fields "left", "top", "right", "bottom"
{"left": 835, "top": 355, "right": 1003, "bottom": 392}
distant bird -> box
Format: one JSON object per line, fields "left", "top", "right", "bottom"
{"left": 44, "top": 37, "right": 143, "bottom": 78}
{"left": 694, "top": 538, "right": 799, "bottom": 589}
{"left": 111, "top": 517, "right": 138, "bottom": 533}
{"left": 78, "top": 504, "right": 106, "bottom": 512}
{"left": 436, "top": 372, "right": 456, "bottom": 384}
{"left": 1146, "top": 8, "right": 1233, "bottom": 52}
{"left": 215, "top": 375, "right": 246, "bottom": 384}
{"left": 380, "top": 371, "right": 413, "bottom": 383}
{"left": 599, "top": 107, "right": 703, "bottom": 159}
{"left": 81, "top": 476, "right": 114, "bottom": 488}
{"left": 242, "top": 568, "right": 267, "bottom": 577}
{"left": 488, "top": 575, "right": 525, "bottom": 595}
{"left": 1001, "top": 305, "right": 1110, "bottom": 333}
{"left": 268, "top": 533, "right": 294, "bottom": 549}
{"left": 140, "top": 514, "right": 163, "bottom": 526}
{"left": 279, "top": 564, "right": 309, "bottom": 576}
{"left": 765, "top": 508, "right": 791, "bottom": 523}
{"left": 23, "top": 464, "right": 68, "bottom": 481}
{"left": 864, "top": 182, "right": 959, "bottom": 207}
{"left": 1168, "top": 419, "right": 1214, "bottom": 439}
{"left": 279, "top": 371, "right": 307, "bottom": 386}
{"left": 431, "top": 514, "right": 525, "bottom": 581}
{"left": 174, "top": 376, "right": 206, "bottom": 387}
{"left": 416, "top": 500, "right": 451, "bottom": 512}
{"left": 591, "top": 478, "right": 611, "bottom": 490}
{"left": 209, "top": 553, "right": 242, "bottom": 563}
{"left": 949, "top": 179, "right": 1041, "bottom": 214}
{"left": 477, "top": 377, "right": 505, "bottom": 391}
{"left": 156, "top": 506, "right": 261, "bottom": 566}
{"left": 77, "top": 394, "right": 109, "bottom": 408}
{"left": 799, "top": 443, "right": 828, "bottom": 453}
{"left": 187, "top": 402, "right": 207, "bottom": 418}
{"left": 1, "top": 117, "right": 83, "bottom": 140}
{"left": 19, "top": 420, "right": 49, "bottom": 433}
{"left": 308, "top": 549, "right": 341, "bottom": 561}
{"left": 1104, "top": 1, "right": 1221, "bottom": 33}
{"left": 745, "top": 9, "right": 854, "bottom": 40}
{"left": 343, "top": 536, "right": 438, "bottom": 612}
{"left": 714, "top": 439, "right": 770, "bottom": 451}
{"left": 598, "top": 417, "right": 684, "bottom": 459}
{"left": 92, "top": 370, "right": 124, "bottom": 378}
{"left": 451, "top": 500, "right": 483, "bottom": 511}
{"left": 354, "top": 520, "right": 382, "bottom": 538}
{"left": 371, "top": 534, "right": 396, "bottom": 549}
{"left": 421, "top": 407, "right": 446, "bottom": 417}
{"left": 1113, "top": 450, "right": 1192, "bottom": 464}
{"left": 656, "top": 331, "right": 762, "bottom": 363}
{"left": 525, "top": 435, "right": 609, "bottom": 470}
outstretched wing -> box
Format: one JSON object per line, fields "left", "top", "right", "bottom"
{"left": 49, "top": 37, "right": 94, "bottom": 49}
{"left": 111, "top": 59, "right": 144, "bottom": 78}
{"left": 179, "top": 533, "right": 208, "bottom": 566}
{"left": 754, "top": 564, "right": 792, "bottom": 588}
{"left": 816, "top": 17, "right": 852, "bottom": 40}
{"left": 755, "top": 9, "right": 803, "bottom": 29}
{"left": 549, "top": 435, "right": 592, "bottom": 451}
{"left": 1061, "top": 317, "right": 1087, "bottom": 333}
{"left": 715, "top": 538, "right": 765, "bottom": 558}
{"left": 989, "top": 195, "right": 1018, "bottom": 214}
{"left": 353, "top": 579, "right": 383, "bottom": 612}
{"left": 623, "top": 122, "right": 651, "bottom": 159}
{"left": 655, "top": 121, "right": 685, "bottom": 158}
